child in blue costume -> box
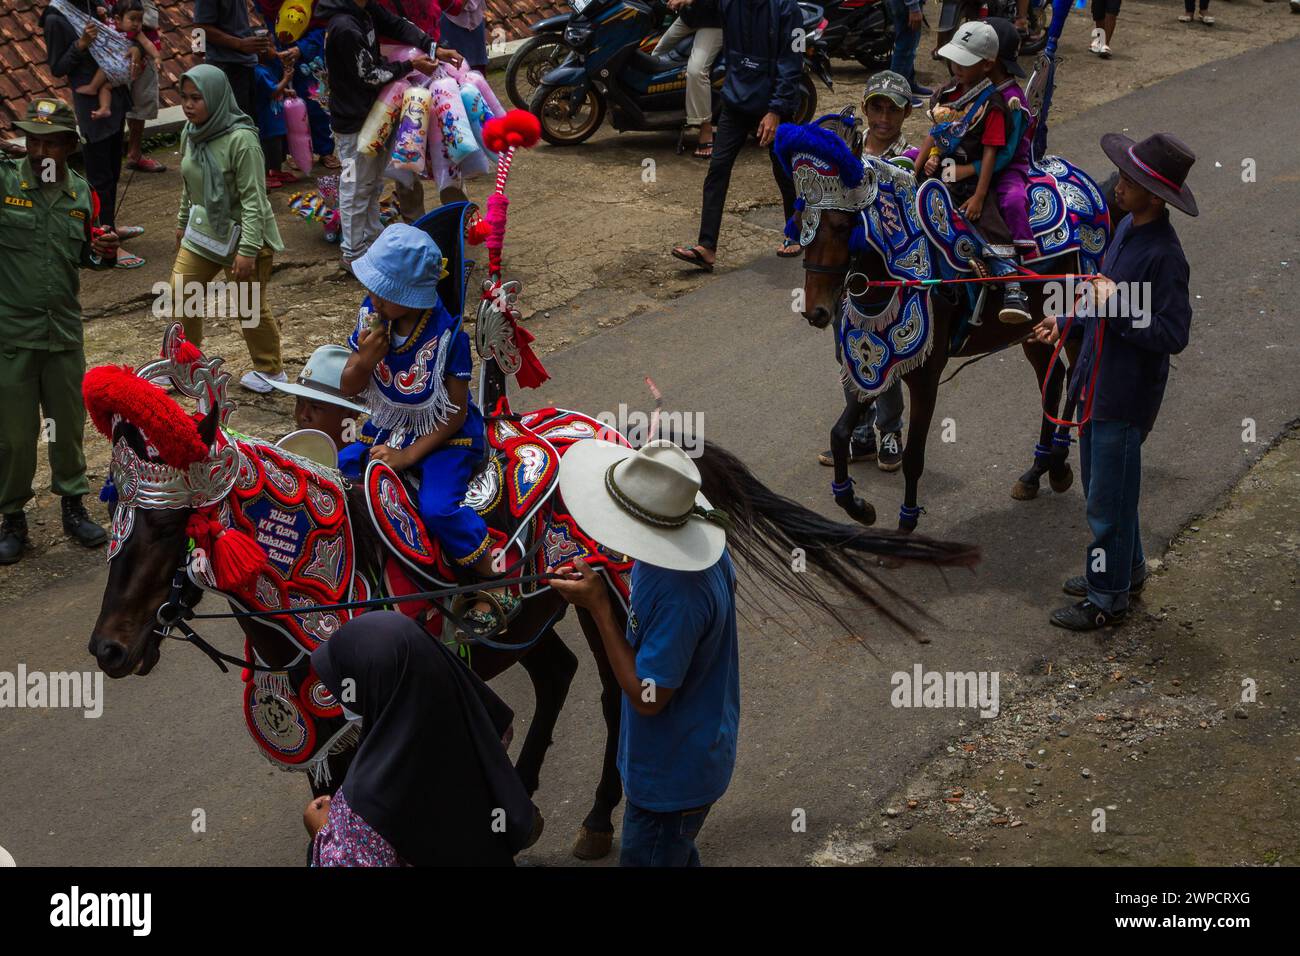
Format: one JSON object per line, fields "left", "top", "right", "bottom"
{"left": 338, "top": 223, "right": 514, "bottom": 633}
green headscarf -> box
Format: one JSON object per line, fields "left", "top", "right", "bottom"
{"left": 180, "top": 65, "right": 261, "bottom": 240}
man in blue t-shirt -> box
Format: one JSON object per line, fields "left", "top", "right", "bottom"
{"left": 550, "top": 439, "right": 740, "bottom": 867}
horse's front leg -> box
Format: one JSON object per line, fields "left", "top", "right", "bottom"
{"left": 1046, "top": 338, "right": 1082, "bottom": 494}
{"left": 899, "top": 366, "right": 941, "bottom": 532}
{"left": 1013, "top": 340, "right": 1065, "bottom": 500}
{"left": 831, "top": 396, "right": 876, "bottom": 526}
{"left": 515, "top": 628, "right": 578, "bottom": 797}
{"left": 572, "top": 603, "right": 625, "bottom": 861}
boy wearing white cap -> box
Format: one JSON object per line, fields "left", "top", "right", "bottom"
{"left": 915, "top": 21, "right": 1031, "bottom": 323}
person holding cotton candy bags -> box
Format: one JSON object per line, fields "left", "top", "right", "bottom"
{"left": 320, "top": 0, "right": 462, "bottom": 276}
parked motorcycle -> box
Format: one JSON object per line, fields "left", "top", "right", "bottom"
{"left": 529, "top": 0, "right": 833, "bottom": 147}
{"left": 816, "top": 0, "right": 894, "bottom": 71}
{"left": 505, "top": 3, "right": 677, "bottom": 110}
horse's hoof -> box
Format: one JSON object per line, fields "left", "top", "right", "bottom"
{"left": 837, "top": 495, "right": 876, "bottom": 526}
{"left": 1011, "top": 479, "right": 1039, "bottom": 501}
{"left": 572, "top": 825, "right": 614, "bottom": 860}
{"left": 1049, "top": 465, "right": 1074, "bottom": 494}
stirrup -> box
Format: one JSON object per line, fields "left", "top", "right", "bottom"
{"left": 450, "top": 588, "right": 522, "bottom": 644}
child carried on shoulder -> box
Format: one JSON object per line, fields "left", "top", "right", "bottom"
{"left": 914, "top": 20, "right": 1036, "bottom": 324}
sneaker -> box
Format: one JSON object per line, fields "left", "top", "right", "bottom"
{"left": 1178, "top": 13, "right": 1194, "bottom": 20}
{"left": 1089, "top": 32, "right": 1104, "bottom": 54}
{"left": 878, "top": 431, "right": 903, "bottom": 472}
{"left": 240, "top": 370, "right": 286, "bottom": 394}
{"left": 1099, "top": 43, "right": 1113, "bottom": 59}
{"left": 1197, "top": 12, "right": 1215, "bottom": 23}
{"left": 339, "top": 257, "right": 356, "bottom": 277}
{"left": 817, "top": 436, "right": 876, "bottom": 466}
{"left": 1050, "top": 599, "right": 1127, "bottom": 631}
{"left": 999, "top": 285, "right": 1034, "bottom": 324}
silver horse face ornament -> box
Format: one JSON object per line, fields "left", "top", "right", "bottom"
{"left": 793, "top": 154, "right": 879, "bottom": 246}
{"left": 103, "top": 324, "right": 242, "bottom": 561}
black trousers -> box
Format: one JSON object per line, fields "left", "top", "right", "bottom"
{"left": 698, "top": 103, "right": 796, "bottom": 251}
{"left": 262, "top": 135, "right": 285, "bottom": 172}
{"left": 215, "top": 62, "right": 257, "bottom": 120}
{"left": 81, "top": 124, "right": 125, "bottom": 230}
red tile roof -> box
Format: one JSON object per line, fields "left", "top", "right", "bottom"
{"left": 1, "top": 0, "right": 568, "bottom": 137}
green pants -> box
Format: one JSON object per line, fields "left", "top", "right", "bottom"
{"left": 0, "top": 346, "right": 90, "bottom": 515}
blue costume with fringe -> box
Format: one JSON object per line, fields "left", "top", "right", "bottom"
{"left": 338, "top": 296, "right": 490, "bottom": 567}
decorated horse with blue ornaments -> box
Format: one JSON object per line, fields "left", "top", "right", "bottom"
{"left": 776, "top": 106, "right": 1112, "bottom": 532}
{"left": 83, "top": 187, "right": 979, "bottom": 862}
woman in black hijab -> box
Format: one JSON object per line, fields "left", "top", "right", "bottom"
{"left": 306, "top": 611, "right": 538, "bottom": 866}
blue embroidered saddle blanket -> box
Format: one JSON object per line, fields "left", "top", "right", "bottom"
{"left": 916, "top": 155, "right": 1112, "bottom": 275}
{"left": 837, "top": 158, "right": 936, "bottom": 400}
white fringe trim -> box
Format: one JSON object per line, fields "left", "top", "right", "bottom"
{"left": 362, "top": 328, "right": 460, "bottom": 436}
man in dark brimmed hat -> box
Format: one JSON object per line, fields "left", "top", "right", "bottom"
{"left": 1033, "top": 132, "right": 1197, "bottom": 631}
{"left": 0, "top": 99, "right": 121, "bottom": 564}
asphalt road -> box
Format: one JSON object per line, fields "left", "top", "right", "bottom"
{"left": 1, "top": 38, "right": 1296, "bottom": 867}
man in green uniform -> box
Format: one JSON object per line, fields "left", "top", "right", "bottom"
{"left": 0, "top": 99, "right": 121, "bottom": 565}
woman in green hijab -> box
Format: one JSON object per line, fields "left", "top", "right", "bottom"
{"left": 171, "top": 64, "right": 286, "bottom": 393}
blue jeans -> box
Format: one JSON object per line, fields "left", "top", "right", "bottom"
{"left": 847, "top": 379, "right": 905, "bottom": 445}
{"left": 887, "top": 0, "right": 922, "bottom": 86}
{"left": 1080, "top": 420, "right": 1147, "bottom": 613}
{"left": 620, "top": 803, "right": 713, "bottom": 867}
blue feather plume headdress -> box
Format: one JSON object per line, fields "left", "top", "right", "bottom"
{"left": 775, "top": 116, "right": 870, "bottom": 246}
{"left": 774, "top": 119, "right": 865, "bottom": 187}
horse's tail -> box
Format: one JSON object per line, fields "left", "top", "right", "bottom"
{"left": 694, "top": 440, "right": 979, "bottom": 638}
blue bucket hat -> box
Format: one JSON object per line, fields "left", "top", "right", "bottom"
{"left": 352, "top": 224, "right": 447, "bottom": 310}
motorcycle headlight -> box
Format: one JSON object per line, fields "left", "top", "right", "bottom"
{"left": 564, "top": 23, "right": 593, "bottom": 48}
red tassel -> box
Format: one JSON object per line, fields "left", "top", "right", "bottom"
{"left": 211, "top": 525, "right": 268, "bottom": 593}
{"left": 466, "top": 219, "right": 491, "bottom": 246}
{"left": 188, "top": 508, "right": 267, "bottom": 594}
{"left": 175, "top": 339, "right": 204, "bottom": 365}
{"left": 511, "top": 322, "right": 550, "bottom": 389}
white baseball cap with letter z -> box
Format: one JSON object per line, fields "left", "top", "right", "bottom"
{"left": 937, "top": 21, "right": 1000, "bottom": 66}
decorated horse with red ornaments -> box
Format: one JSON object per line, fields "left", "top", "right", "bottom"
{"left": 85, "top": 112, "right": 978, "bottom": 862}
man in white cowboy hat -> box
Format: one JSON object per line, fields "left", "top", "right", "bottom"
{"left": 261, "top": 344, "right": 368, "bottom": 465}
{"left": 549, "top": 438, "right": 739, "bottom": 867}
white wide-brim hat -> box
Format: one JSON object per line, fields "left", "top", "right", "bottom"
{"left": 260, "top": 344, "right": 368, "bottom": 414}
{"left": 557, "top": 438, "right": 727, "bottom": 572}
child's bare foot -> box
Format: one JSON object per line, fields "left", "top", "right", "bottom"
{"left": 89, "top": 106, "right": 111, "bottom": 121}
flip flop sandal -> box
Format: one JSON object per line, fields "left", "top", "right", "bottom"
{"left": 321, "top": 155, "right": 342, "bottom": 170}
{"left": 693, "top": 142, "right": 714, "bottom": 159}
{"left": 776, "top": 243, "right": 803, "bottom": 258}
{"left": 671, "top": 246, "right": 715, "bottom": 272}
{"left": 126, "top": 157, "right": 166, "bottom": 172}
{"left": 450, "top": 589, "right": 523, "bottom": 643}
{"left": 115, "top": 225, "right": 145, "bottom": 240}
{"left": 114, "top": 251, "right": 146, "bottom": 269}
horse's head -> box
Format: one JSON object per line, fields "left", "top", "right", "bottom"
{"left": 774, "top": 110, "right": 881, "bottom": 330}
{"left": 88, "top": 414, "right": 220, "bottom": 677}
{"left": 83, "top": 326, "right": 239, "bottom": 677}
